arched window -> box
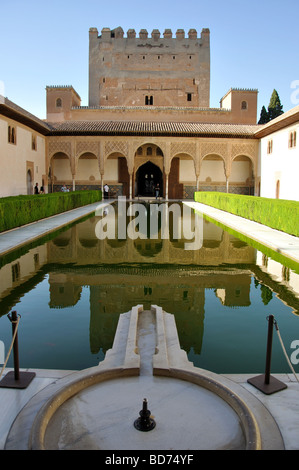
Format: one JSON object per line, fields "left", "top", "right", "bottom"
{"left": 289, "top": 130, "right": 297, "bottom": 148}
{"left": 56, "top": 98, "right": 62, "bottom": 108}
{"left": 145, "top": 95, "right": 153, "bottom": 105}
{"left": 241, "top": 101, "right": 247, "bottom": 110}
{"left": 8, "top": 125, "right": 16, "bottom": 144}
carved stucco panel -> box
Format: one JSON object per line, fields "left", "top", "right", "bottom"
{"left": 49, "top": 140, "right": 72, "bottom": 158}
{"left": 104, "top": 140, "right": 129, "bottom": 159}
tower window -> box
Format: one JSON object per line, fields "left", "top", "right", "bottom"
{"left": 187, "top": 93, "right": 192, "bottom": 102}
{"left": 56, "top": 98, "right": 62, "bottom": 108}
{"left": 145, "top": 95, "right": 153, "bottom": 105}
{"left": 241, "top": 101, "right": 247, "bottom": 110}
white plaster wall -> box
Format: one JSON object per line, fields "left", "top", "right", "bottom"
{"left": 199, "top": 159, "right": 226, "bottom": 182}
{"left": 179, "top": 159, "right": 196, "bottom": 182}
{"left": 77, "top": 156, "right": 101, "bottom": 180}
{"left": 104, "top": 158, "right": 118, "bottom": 181}
{"left": 0, "top": 117, "right": 46, "bottom": 197}
{"left": 53, "top": 157, "right": 72, "bottom": 181}
{"left": 260, "top": 124, "right": 299, "bottom": 201}
{"left": 230, "top": 160, "right": 250, "bottom": 182}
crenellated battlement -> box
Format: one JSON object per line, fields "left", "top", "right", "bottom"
{"left": 89, "top": 26, "right": 210, "bottom": 41}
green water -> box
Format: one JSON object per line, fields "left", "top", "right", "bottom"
{"left": 0, "top": 202, "right": 298, "bottom": 374}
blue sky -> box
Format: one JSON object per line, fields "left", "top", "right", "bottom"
{"left": 1, "top": 0, "right": 298, "bottom": 120}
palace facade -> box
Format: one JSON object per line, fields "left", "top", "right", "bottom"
{"left": 0, "top": 27, "right": 298, "bottom": 201}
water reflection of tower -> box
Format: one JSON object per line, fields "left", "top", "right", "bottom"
{"left": 89, "top": 277, "right": 206, "bottom": 357}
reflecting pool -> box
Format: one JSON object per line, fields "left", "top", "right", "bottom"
{"left": 0, "top": 202, "right": 298, "bottom": 374}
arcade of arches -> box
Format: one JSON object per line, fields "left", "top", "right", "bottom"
{"left": 48, "top": 137, "right": 258, "bottom": 198}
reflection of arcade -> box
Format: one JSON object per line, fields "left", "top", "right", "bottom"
{"left": 45, "top": 214, "right": 258, "bottom": 355}
{"left": 1, "top": 212, "right": 299, "bottom": 362}
{"left": 48, "top": 212, "right": 257, "bottom": 266}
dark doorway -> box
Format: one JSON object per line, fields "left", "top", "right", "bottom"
{"left": 136, "top": 161, "right": 163, "bottom": 197}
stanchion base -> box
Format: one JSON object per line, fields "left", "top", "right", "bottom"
{"left": 0, "top": 371, "right": 36, "bottom": 389}
{"left": 247, "top": 374, "right": 287, "bottom": 395}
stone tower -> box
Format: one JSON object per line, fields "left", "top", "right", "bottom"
{"left": 88, "top": 27, "right": 210, "bottom": 108}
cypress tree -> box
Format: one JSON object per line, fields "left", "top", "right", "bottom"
{"left": 268, "top": 89, "right": 284, "bottom": 121}
{"left": 258, "top": 105, "right": 269, "bottom": 124}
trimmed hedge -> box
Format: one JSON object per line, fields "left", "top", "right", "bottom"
{"left": 0, "top": 190, "right": 102, "bottom": 233}
{"left": 194, "top": 192, "right": 299, "bottom": 237}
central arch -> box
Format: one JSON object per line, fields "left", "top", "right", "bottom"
{"left": 135, "top": 161, "right": 163, "bottom": 197}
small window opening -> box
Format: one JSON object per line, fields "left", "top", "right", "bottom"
{"left": 145, "top": 95, "right": 153, "bottom": 105}
{"left": 289, "top": 130, "right": 297, "bottom": 148}
{"left": 32, "top": 134, "right": 37, "bottom": 150}
{"left": 267, "top": 139, "right": 273, "bottom": 154}
{"left": 8, "top": 125, "right": 16, "bottom": 144}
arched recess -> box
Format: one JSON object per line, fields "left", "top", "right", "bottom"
{"left": 199, "top": 154, "right": 226, "bottom": 191}
{"left": 134, "top": 144, "right": 164, "bottom": 197}
{"left": 76, "top": 152, "right": 100, "bottom": 189}
{"left": 230, "top": 155, "right": 254, "bottom": 195}
{"left": 27, "top": 169, "right": 33, "bottom": 195}
{"left": 104, "top": 152, "right": 129, "bottom": 197}
{"left": 169, "top": 153, "right": 196, "bottom": 199}
{"left": 135, "top": 161, "right": 163, "bottom": 197}
{"left": 50, "top": 152, "right": 72, "bottom": 191}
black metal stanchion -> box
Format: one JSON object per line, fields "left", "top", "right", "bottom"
{"left": 247, "top": 315, "right": 287, "bottom": 395}
{"left": 0, "top": 311, "right": 35, "bottom": 389}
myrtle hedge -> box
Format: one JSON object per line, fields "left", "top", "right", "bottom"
{"left": 194, "top": 192, "right": 299, "bottom": 237}
{"left": 0, "top": 190, "right": 102, "bottom": 233}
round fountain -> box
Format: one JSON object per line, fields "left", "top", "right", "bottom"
{"left": 5, "top": 306, "right": 284, "bottom": 450}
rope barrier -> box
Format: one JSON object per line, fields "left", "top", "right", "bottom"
{"left": 0, "top": 316, "right": 20, "bottom": 381}
{"left": 273, "top": 318, "right": 299, "bottom": 384}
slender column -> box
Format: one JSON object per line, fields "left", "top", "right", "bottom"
{"left": 165, "top": 173, "right": 169, "bottom": 200}
{"left": 129, "top": 174, "right": 133, "bottom": 199}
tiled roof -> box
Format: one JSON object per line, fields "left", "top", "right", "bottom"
{"left": 0, "top": 98, "right": 51, "bottom": 135}
{"left": 50, "top": 120, "right": 261, "bottom": 137}
{"left": 0, "top": 95, "right": 263, "bottom": 138}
